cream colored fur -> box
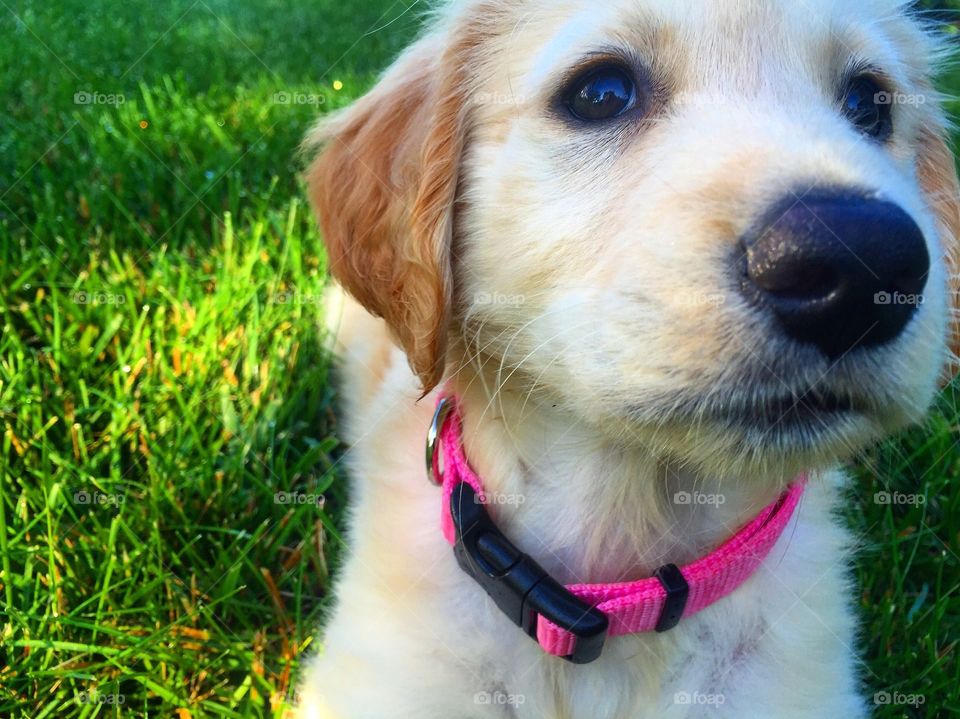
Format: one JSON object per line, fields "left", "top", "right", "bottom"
{"left": 296, "top": 1, "right": 959, "bottom": 717}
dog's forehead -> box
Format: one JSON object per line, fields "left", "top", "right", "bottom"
{"left": 481, "top": 0, "right": 909, "bottom": 32}
{"left": 461, "top": 0, "right": 929, "bottom": 101}
{"left": 471, "top": 0, "right": 917, "bottom": 80}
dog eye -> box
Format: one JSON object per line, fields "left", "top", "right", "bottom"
{"left": 841, "top": 76, "right": 893, "bottom": 141}
{"left": 564, "top": 65, "right": 637, "bottom": 122}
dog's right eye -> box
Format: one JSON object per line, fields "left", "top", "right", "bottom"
{"left": 564, "top": 65, "right": 637, "bottom": 122}
{"left": 841, "top": 75, "right": 893, "bottom": 141}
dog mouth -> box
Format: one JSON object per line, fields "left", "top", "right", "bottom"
{"left": 626, "top": 375, "right": 894, "bottom": 450}
{"left": 708, "top": 387, "right": 869, "bottom": 435}
{"left": 746, "top": 389, "right": 856, "bottom": 422}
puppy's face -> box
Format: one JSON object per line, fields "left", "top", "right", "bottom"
{"left": 308, "top": 0, "right": 959, "bottom": 477}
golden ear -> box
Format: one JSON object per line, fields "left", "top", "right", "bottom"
{"left": 305, "top": 35, "right": 468, "bottom": 393}
{"left": 917, "top": 126, "right": 960, "bottom": 382}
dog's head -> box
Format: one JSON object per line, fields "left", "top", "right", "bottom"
{"left": 307, "top": 0, "right": 959, "bottom": 476}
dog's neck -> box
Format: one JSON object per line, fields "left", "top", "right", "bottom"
{"left": 447, "top": 371, "right": 790, "bottom": 585}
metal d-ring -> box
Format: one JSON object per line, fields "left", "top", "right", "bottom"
{"left": 425, "top": 397, "right": 453, "bottom": 486}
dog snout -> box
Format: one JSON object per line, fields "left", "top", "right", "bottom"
{"left": 741, "top": 191, "right": 930, "bottom": 357}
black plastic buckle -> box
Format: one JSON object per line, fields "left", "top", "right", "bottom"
{"left": 449, "top": 482, "right": 609, "bottom": 664}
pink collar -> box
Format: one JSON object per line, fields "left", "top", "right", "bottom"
{"left": 427, "top": 394, "right": 806, "bottom": 664}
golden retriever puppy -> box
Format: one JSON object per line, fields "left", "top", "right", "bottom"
{"left": 297, "top": 1, "right": 959, "bottom": 717}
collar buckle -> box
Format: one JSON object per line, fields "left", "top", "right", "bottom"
{"left": 449, "top": 481, "right": 609, "bottom": 664}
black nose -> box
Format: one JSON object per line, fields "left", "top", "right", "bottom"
{"left": 742, "top": 191, "right": 929, "bottom": 357}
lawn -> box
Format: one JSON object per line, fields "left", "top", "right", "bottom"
{"left": 0, "top": 1, "right": 958, "bottom": 717}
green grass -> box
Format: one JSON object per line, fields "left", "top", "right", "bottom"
{"left": 0, "top": 1, "right": 957, "bottom": 717}
{"left": 0, "top": 0, "right": 423, "bottom": 716}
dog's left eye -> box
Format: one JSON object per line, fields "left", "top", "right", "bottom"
{"left": 564, "top": 65, "right": 637, "bottom": 122}
{"left": 841, "top": 76, "right": 893, "bottom": 141}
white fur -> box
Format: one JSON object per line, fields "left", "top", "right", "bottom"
{"left": 296, "top": 330, "right": 867, "bottom": 718}
{"left": 296, "top": 1, "right": 954, "bottom": 717}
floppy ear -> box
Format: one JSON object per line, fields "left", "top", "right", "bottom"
{"left": 917, "top": 126, "right": 960, "bottom": 382}
{"left": 305, "top": 34, "right": 469, "bottom": 393}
